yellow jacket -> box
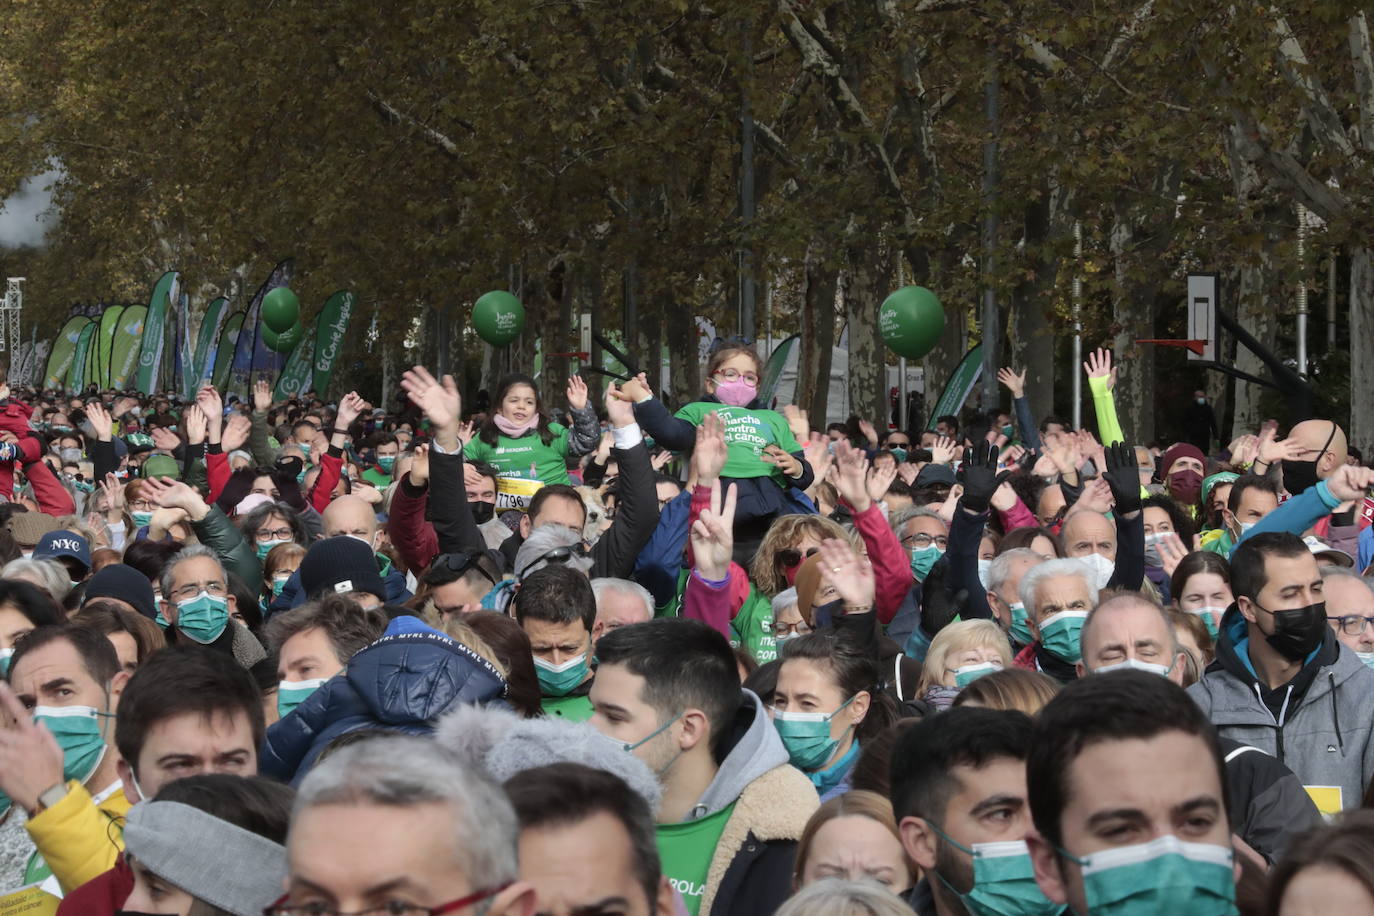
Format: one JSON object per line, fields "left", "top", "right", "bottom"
{"left": 25, "top": 780, "right": 129, "bottom": 895}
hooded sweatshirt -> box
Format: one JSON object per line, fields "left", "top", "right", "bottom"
{"left": 1189, "top": 604, "right": 1374, "bottom": 814}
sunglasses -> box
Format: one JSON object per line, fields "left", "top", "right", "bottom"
{"left": 516, "top": 543, "right": 589, "bottom": 580}
{"left": 777, "top": 546, "right": 820, "bottom": 569}
{"left": 432, "top": 551, "right": 497, "bottom": 586}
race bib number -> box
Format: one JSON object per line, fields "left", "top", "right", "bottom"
{"left": 0, "top": 884, "right": 60, "bottom": 916}
{"left": 496, "top": 476, "right": 544, "bottom": 512}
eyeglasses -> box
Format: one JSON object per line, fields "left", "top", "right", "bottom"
{"left": 902, "top": 533, "right": 949, "bottom": 550}
{"left": 169, "top": 580, "right": 227, "bottom": 602}
{"left": 257, "top": 526, "right": 294, "bottom": 542}
{"left": 130, "top": 498, "right": 155, "bottom": 511}
{"left": 776, "top": 546, "right": 820, "bottom": 569}
{"left": 775, "top": 620, "right": 813, "bottom": 637}
{"left": 713, "top": 368, "right": 760, "bottom": 386}
{"left": 263, "top": 884, "right": 512, "bottom": 916}
{"left": 1328, "top": 615, "right": 1374, "bottom": 636}
{"left": 432, "top": 551, "right": 497, "bottom": 586}
{"left": 516, "top": 544, "right": 588, "bottom": 579}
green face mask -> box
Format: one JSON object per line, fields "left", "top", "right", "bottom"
{"left": 953, "top": 662, "right": 1002, "bottom": 688}
{"left": 910, "top": 545, "right": 944, "bottom": 581}
{"left": 377, "top": 455, "right": 396, "bottom": 472}
{"left": 256, "top": 539, "right": 289, "bottom": 561}
{"left": 131, "top": 511, "right": 154, "bottom": 528}
{"left": 772, "top": 695, "right": 855, "bottom": 771}
{"left": 1062, "top": 834, "right": 1235, "bottom": 915}
{"left": 928, "top": 828, "right": 1061, "bottom": 916}
{"left": 1039, "top": 610, "right": 1088, "bottom": 664}
{"left": 1001, "top": 424, "right": 1015, "bottom": 439}
{"left": 1008, "top": 602, "right": 1035, "bottom": 647}
{"left": 173, "top": 591, "right": 230, "bottom": 645}
{"left": 0, "top": 647, "right": 10, "bottom": 677}
{"left": 298, "top": 443, "right": 312, "bottom": 459}
{"left": 34, "top": 705, "right": 113, "bottom": 784}
{"left": 271, "top": 574, "right": 290, "bottom": 597}
{"left": 277, "top": 678, "right": 327, "bottom": 719}
{"left": 533, "top": 653, "right": 589, "bottom": 697}
{"left": 1190, "top": 606, "right": 1223, "bottom": 640}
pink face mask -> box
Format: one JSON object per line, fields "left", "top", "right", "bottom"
{"left": 714, "top": 377, "right": 757, "bottom": 407}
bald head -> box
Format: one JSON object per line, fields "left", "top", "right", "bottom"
{"left": 1060, "top": 511, "right": 1116, "bottom": 562}
{"left": 1288, "top": 420, "right": 1347, "bottom": 479}
{"left": 323, "top": 495, "right": 378, "bottom": 543}
{"left": 1078, "top": 593, "right": 1182, "bottom": 684}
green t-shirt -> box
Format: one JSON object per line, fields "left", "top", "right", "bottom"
{"left": 362, "top": 466, "right": 393, "bottom": 488}
{"left": 657, "top": 802, "right": 736, "bottom": 916}
{"left": 464, "top": 422, "right": 572, "bottom": 486}
{"left": 733, "top": 587, "right": 776, "bottom": 663}
{"left": 541, "top": 693, "right": 594, "bottom": 722}
{"left": 673, "top": 403, "right": 802, "bottom": 484}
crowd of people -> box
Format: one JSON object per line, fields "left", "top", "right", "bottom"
{"left": 1, "top": 341, "right": 1374, "bottom": 914}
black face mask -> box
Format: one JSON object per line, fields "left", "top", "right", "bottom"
{"left": 470, "top": 500, "right": 495, "bottom": 524}
{"left": 1257, "top": 600, "right": 1327, "bottom": 661}
{"left": 811, "top": 598, "right": 845, "bottom": 630}
{"left": 1281, "top": 459, "right": 1319, "bottom": 496}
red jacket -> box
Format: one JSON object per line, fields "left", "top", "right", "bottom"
{"left": 388, "top": 476, "right": 439, "bottom": 574}
{"left": 57, "top": 855, "right": 133, "bottom": 916}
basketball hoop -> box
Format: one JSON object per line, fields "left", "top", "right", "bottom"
{"left": 1137, "top": 339, "right": 1208, "bottom": 356}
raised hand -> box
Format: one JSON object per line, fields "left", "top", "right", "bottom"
{"left": 803, "top": 432, "right": 834, "bottom": 488}
{"left": 929, "top": 435, "right": 958, "bottom": 465}
{"left": 816, "top": 538, "right": 875, "bottom": 611}
{"left": 151, "top": 426, "right": 181, "bottom": 452}
{"left": 85, "top": 402, "right": 113, "bottom": 441}
{"left": 762, "top": 444, "right": 802, "bottom": 479}
{"left": 1102, "top": 441, "right": 1143, "bottom": 513}
{"left": 183, "top": 404, "right": 207, "bottom": 446}
{"left": 457, "top": 420, "right": 475, "bottom": 446}
{"left": 408, "top": 444, "right": 430, "bottom": 487}
{"left": 336, "top": 391, "right": 367, "bottom": 430}
{"left": 353, "top": 482, "right": 384, "bottom": 506}
{"left": 866, "top": 461, "right": 897, "bottom": 505}
{"left": 895, "top": 461, "right": 917, "bottom": 486}
{"left": 401, "top": 366, "right": 461, "bottom": 446}
{"left": 936, "top": 484, "right": 964, "bottom": 523}
{"left": 614, "top": 373, "right": 653, "bottom": 403}
{"left": 831, "top": 440, "right": 872, "bottom": 512}
{"left": 1156, "top": 534, "right": 1190, "bottom": 578}
{"left": 650, "top": 449, "right": 672, "bottom": 471}
{"left": 222, "top": 414, "right": 251, "bottom": 453}
{"left": 858, "top": 419, "right": 879, "bottom": 447}
{"left": 781, "top": 404, "right": 810, "bottom": 444}
{"left": 605, "top": 383, "right": 636, "bottom": 429}
{"left": 196, "top": 385, "right": 224, "bottom": 422}
{"left": 141, "top": 476, "right": 210, "bottom": 520}
{"left": 1256, "top": 427, "right": 1303, "bottom": 468}
{"left": 997, "top": 367, "right": 1026, "bottom": 399}
{"left": 253, "top": 378, "right": 273, "bottom": 413}
{"left": 1227, "top": 434, "right": 1260, "bottom": 468}
{"left": 1072, "top": 476, "right": 1114, "bottom": 516}
{"left": 100, "top": 473, "right": 125, "bottom": 515}
{"left": 0, "top": 682, "right": 67, "bottom": 813}
{"left": 1083, "top": 347, "right": 1117, "bottom": 390}
{"left": 958, "top": 441, "right": 1012, "bottom": 514}
{"left": 1323, "top": 465, "right": 1374, "bottom": 502}
{"left": 566, "top": 374, "right": 589, "bottom": 411}
{"left": 690, "top": 479, "right": 737, "bottom": 581}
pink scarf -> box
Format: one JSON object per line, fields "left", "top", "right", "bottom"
{"left": 494, "top": 414, "right": 537, "bottom": 437}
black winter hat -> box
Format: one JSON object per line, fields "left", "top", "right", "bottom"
{"left": 84, "top": 563, "right": 159, "bottom": 620}
{"left": 299, "top": 536, "right": 386, "bottom": 601}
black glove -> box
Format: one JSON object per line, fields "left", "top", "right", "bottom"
{"left": 957, "top": 441, "right": 1011, "bottom": 514}
{"left": 919, "top": 557, "right": 967, "bottom": 635}
{"left": 1102, "top": 442, "right": 1142, "bottom": 514}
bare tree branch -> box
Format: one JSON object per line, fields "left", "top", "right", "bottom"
{"left": 1271, "top": 13, "right": 1357, "bottom": 160}
{"left": 1351, "top": 11, "right": 1374, "bottom": 152}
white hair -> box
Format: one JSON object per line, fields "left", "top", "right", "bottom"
{"left": 986, "top": 547, "right": 1044, "bottom": 594}
{"left": 2, "top": 557, "right": 71, "bottom": 602}
{"left": 1018, "top": 557, "right": 1099, "bottom": 613}
{"left": 294, "top": 734, "right": 519, "bottom": 885}
{"left": 771, "top": 587, "right": 799, "bottom": 618}
{"left": 590, "top": 577, "right": 654, "bottom": 620}
{"left": 776, "top": 879, "right": 915, "bottom": 916}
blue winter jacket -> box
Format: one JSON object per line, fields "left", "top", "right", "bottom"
{"left": 259, "top": 616, "right": 508, "bottom": 784}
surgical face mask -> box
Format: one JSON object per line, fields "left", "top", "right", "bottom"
{"left": 277, "top": 678, "right": 326, "bottom": 719}
{"left": 1254, "top": 599, "right": 1326, "bottom": 662}
{"left": 910, "top": 545, "right": 944, "bottom": 581}
{"left": 1093, "top": 657, "right": 1172, "bottom": 677}
{"left": 298, "top": 443, "right": 312, "bottom": 459}
{"left": 1358, "top": 652, "right": 1374, "bottom": 670}
{"left": 131, "top": 510, "right": 154, "bottom": 528}
{"left": 1190, "top": 605, "right": 1224, "bottom": 640}
{"left": 1007, "top": 602, "right": 1034, "bottom": 647}
{"left": 1167, "top": 469, "right": 1203, "bottom": 505}
{"left": 271, "top": 573, "right": 291, "bottom": 597}
{"left": 377, "top": 455, "right": 396, "bottom": 472}
{"left": 533, "top": 653, "right": 589, "bottom": 697}
{"left": 173, "top": 591, "right": 230, "bottom": 644}
{"left": 1142, "top": 532, "right": 1168, "bottom": 568}
{"left": 713, "top": 377, "right": 757, "bottom": 407}
{"left": 1281, "top": 458, "right": 1320, "bottom": 495}
{"left": 928, "top": 829, "right": 1061, "bottom": 916}
{"left": 256, "top": 539, "right": 289, "bottom": 561}
{"left": 976, "top": 558, "right": 992, "bottom": 590}
{"left": 889, "top": 447, "right": 909, "bottom": 463}
{"left": 1077, "top": 551, "right": 1114, "bottom": 589}
{"left": 953, "top": 661, "right": 1001, "bottom": 688}
{"left": 1061, "top": 834, "right": 1234, "bottom": 915}
{"left": 0, "top": 647, "right": 11, "bottom": 676}
{"left": 34, "top": 705, "right": 113, "bottom": 784}
{"left": 1001, "top": 424, "right": 1015, "bottom": 439}
{"left": 1038, "top": 610, "right": 1088, "bottom": 664}
{"left": 59, "top": 447, "right": 82, "bottom": 464}
{"left": 470, "top": 500, "right": 495, "bottom": 525}
{"left": 772, "top": 695, "right": 856, "bottom": 771}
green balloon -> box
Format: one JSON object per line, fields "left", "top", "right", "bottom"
{"left": 880, "top": 286, "right": 946, "bottom": 360}
{"left": 271, "top": 323, "right": 303, "bottom": 353}
{"left": 259, "top": 325, "right": 280, "bottom": 350}
{"left": 262, "top": 287, "right": 300, "bottom": 334}
{"left": 472, "top": 291, "right": 525, "bottom": 346}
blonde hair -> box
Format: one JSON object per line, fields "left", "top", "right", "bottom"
{"left": 917, "top": 619, "right": 1013, "bottom": 695}
{"left": 793, "top": 791, "right": 915, "bottom": 890}
{"left": 952, "top": 667, "right": 1061, "bottom": 716}
{"left": 751, "top": 514, "right": 848, "bottom": 597}
{"left": 776, "top": 879, "right": 915, "bottom": 916}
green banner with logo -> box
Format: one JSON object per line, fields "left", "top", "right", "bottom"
{"left": 275, "top": 315, "right": 317, "bottom": 400}
{"left": 212, "top": 312, "right": 246, "bottom": 391}
{"left": 45, "top": 317, "right": 90, "bottom": 390}
{"left": 310, "top": 290, "right": 355, "bottom": 395}
{"left": 190, "top": 297, "right": 229, "bottom": 394}
{"left": 111, "top": 305, "right": 147, "bottom": 390}
{"left": 95, "top": 306, "right": 124, "bottom": 389}
{"left": 135, "top": 271, "right": 178, "bottom": 395}
{"left": 925, "top": 344, "right": 983, "bottom": 431}
{"left": 67, "top": 321, "right": 98, "bottom": 392}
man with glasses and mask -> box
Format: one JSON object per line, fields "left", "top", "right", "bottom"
{"left": 1321, "top": 567, "right": 1374, "bottom": 667}
{"left": 157, "top": 545, "right": 266, "bottom": 668}
{"left": 515, "top": 565, "right": 599, "bottom": 721}
{"left": 1190, "top": 530, "right": 1374, "bottom": 816}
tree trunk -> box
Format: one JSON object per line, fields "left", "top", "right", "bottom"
{"left": 1010, "top": 185, "right": 1058, "bottom": 427}
{"left": 1351, "top": 247, "right": 1374, "bottom": 450}
{"left": 666, "top": 298, "right": 698, "bottom": 409}
{"left": 799, "top": 243, "right": 837, "bottom": 425}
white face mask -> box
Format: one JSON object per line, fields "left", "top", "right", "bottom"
{"left": 1093, "top": 657, "right": 1172, "bottom": 677}
{"left": 1077, "top": 552, "right": 1114, "bottom": 589}
{"left": 976, "top": 558, "right": 993, "bottom": 591}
